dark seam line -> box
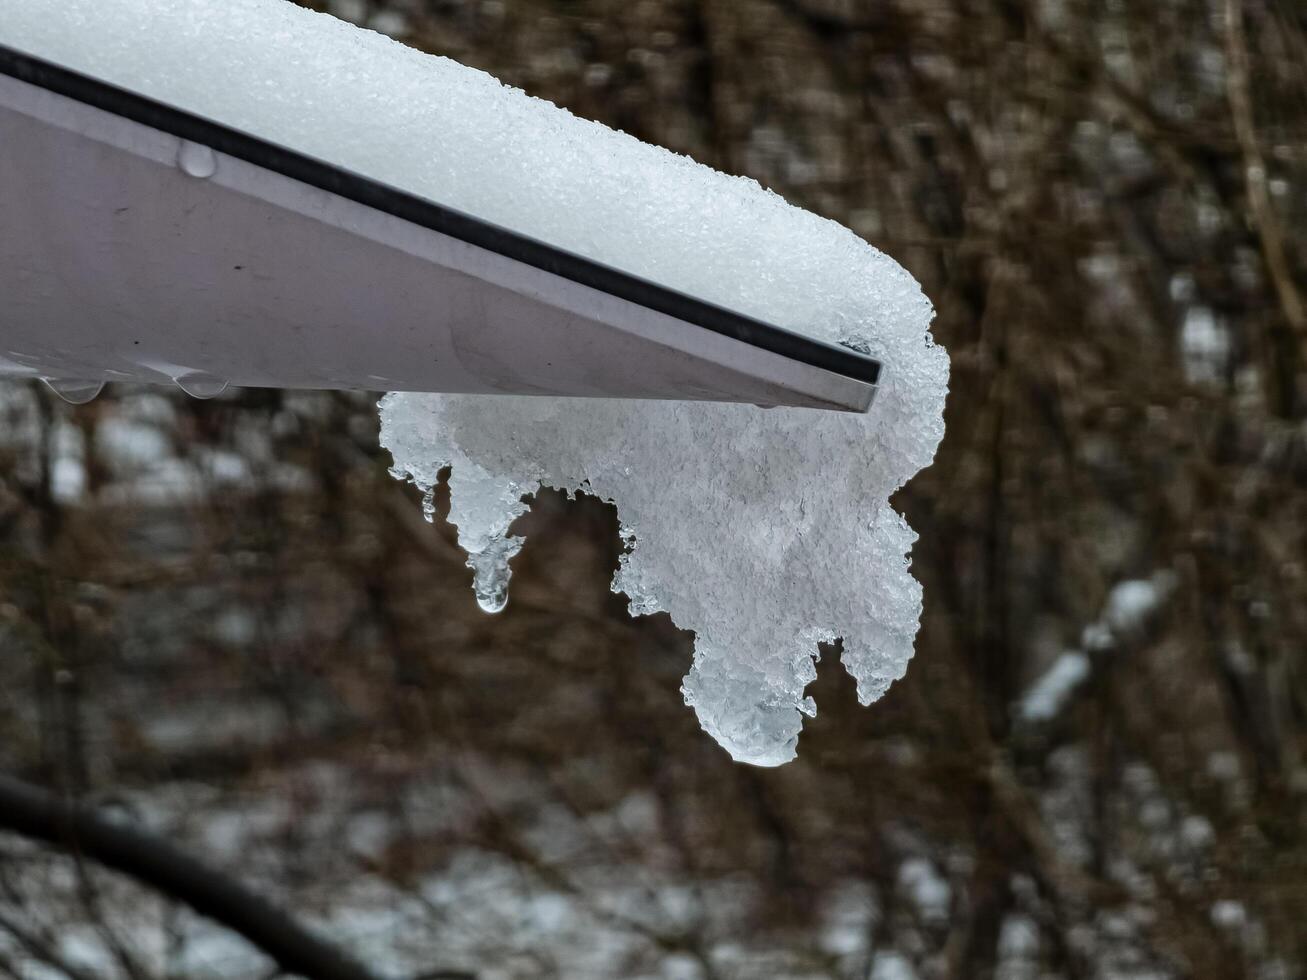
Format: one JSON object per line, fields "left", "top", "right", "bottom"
{"left": 0, "top": 43, "right": 880, "bottom": 386}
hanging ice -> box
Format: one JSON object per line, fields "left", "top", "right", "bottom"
{"left": 3, "top": 0, "right": 949, "bottom": 765}
{"left": 382, "top": 361, "right": 945, "bottom": 767}
{"left": 364, "top": 26, "right": 949, "bottom": 765}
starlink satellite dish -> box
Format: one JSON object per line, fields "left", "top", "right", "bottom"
{"left": 0, "top": 44, "right": 880, "bottom": 411}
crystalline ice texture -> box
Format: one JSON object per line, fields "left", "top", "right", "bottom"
{"left": 3, "top": 0, "right": 949, "bottom": 764}
{"left": 382, "top": 338, "right": 946, "bottom": 767}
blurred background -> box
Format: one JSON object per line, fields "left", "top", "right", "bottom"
{"left": 2, "top": 0, "right": 1306, "bottom": 977}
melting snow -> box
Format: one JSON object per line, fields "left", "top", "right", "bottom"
{"left": 1105, "top": 575, "right": 1176, "bottom": 634}
{"left": 1018, "top": 651, "right": 1091, "bottom": 723}
{"left": 895, "top": 857, "right": 951, "bottom": 923}
{"left": 1020, "top": 572, "right": 1176, "bottom": 724}
{"left": 1180, "top": 306, "right": 1231, "bottom": 384}
{"left": 1209, "top": 900, "right": 1246, "bottom": 930}
{"left": 871, "top": 952, "right": 919, "bottom": 980}
{"left": 4, "top": 0, "right": 948, "bottom": 765}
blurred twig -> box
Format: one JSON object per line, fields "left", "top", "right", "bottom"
{"left": 0, "top": 772, "right": 391, "bottom": 980}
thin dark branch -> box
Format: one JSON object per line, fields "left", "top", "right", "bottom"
{"left": 0, "top": 772, "right": 391, "bottom": 980}
{"left": 0, "top": 906, "right": 102, "bottom": 980}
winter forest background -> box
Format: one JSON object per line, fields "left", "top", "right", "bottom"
{"left": 2, "top": 0, "right": 1306, "bottom": 977}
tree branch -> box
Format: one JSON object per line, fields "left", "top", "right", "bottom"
{"left": 0, "top": 772, "right": 390, "bottom": 980}
{"left": 1224, "top": 0, "right": 1305, "bottom": 416}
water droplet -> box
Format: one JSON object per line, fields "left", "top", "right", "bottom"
{"left": 467, "top": 535, "right": 524, "bottom": 614}
{"left": 174, "top": 372, "right": 228, "bottom": 399}
{"left": 41, "top": 378, "right": 104, "bottom": 405}
{"left": 177, "top": 141, "right": 217, "bottom": 179}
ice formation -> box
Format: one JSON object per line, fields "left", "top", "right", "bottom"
{"left": 3, "top": 0, "right": 949, "bottom": 764}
